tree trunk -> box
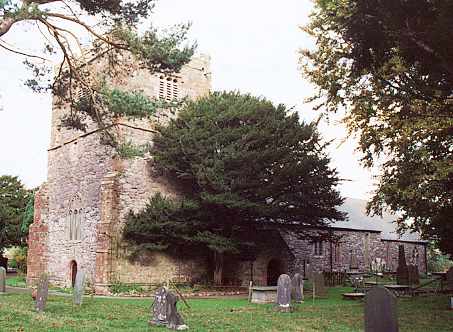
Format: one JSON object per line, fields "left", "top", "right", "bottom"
{"left": 213, "top": 251, "right": 224, "bottom": 286}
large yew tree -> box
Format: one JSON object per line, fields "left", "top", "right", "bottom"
{"left": 301, "top": 0, "right": 453, "bottom": 255}
{"left": 0, "top": 176, "right": 31, "bottom": 254}
{"left": 124, "top": 91, "right": 345, "bottom": 284}
{"left": 0, "top": 0, "right": 195, "bottom": 141}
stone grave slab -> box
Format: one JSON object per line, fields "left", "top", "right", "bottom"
{"left": 365, "top": 286, "right": 398, "bottom": 332}
{"left": 250, "top": 286, "right": 277, "bottom": 304}
{"left": 313, "top": 272, "right": 328, "bottom": 298}
{"left": 36, "top": 274, "right": 49, "bottom": 313}
{"left": 276, "top": 274, "right": 291, "bottom": 311}
{"left": 0, "top": 267, "right": 6, "bottom": 293}
{"left": 291, "top": 273, "right": 304, "bottom": 303}
{"left": 73, "top": 270, "right": 86, "bottom": 305}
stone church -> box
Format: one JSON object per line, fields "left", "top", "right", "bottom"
{"left": 26, "top": 54, "right": 427, "bottom": 294}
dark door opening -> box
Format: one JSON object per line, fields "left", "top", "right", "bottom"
{"left": 70, "top": 260, "right": 77, "bottom": 288}
{"left": 267, "top": 258, "right": 283, "bottom": 286}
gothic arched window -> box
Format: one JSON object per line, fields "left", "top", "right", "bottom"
{"left": 68, "top": 195, "right": 83, "bottom": 241}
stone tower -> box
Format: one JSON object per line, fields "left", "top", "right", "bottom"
{"left": 27, "top": 54, "right": 211, "bottom": 294}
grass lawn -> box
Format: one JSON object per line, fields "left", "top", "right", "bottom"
{"left": 0, "top": 287, "right": 452, "bottom": 331}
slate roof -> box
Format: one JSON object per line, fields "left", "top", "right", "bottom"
{"left": 331, "top": 198, "right": 426, "bottom": 243}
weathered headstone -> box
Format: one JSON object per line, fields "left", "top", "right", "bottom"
{"left": 276, "top": 274, "right": 291, "bottom": 311}
{"left": 150, "top": 287, "right": 169, "bottom": 326}
{"left": 150, "top": 287, "right": 188, "bottom": 330}
{"left": 166, "top": 292, "right": 188, "bottom": 330}
{"left": 407, "top": 265, "right": 420, "bottom": 286}
{"left": 446, "top": 267, "right": 453, "bottom": 290}
{"left": 350, "top": 251, "right": 359, "bottom": 270}
{"left": 396, "top": 245, "right": 409, "bottom": 285}
{"left": 73, "top": 270, "right": 86, "bottom": 305}
{"left": 291, "top": 273, "right": 304, "bottom": 303}
{"left": 365, "top": 286, "right": 398, "bottom": 332}
{"left": 313, "top": 272, "right": 328, "bottom": 298}
{"left": 0, "top": 266, "right": 6, "bottom": 293}
{"left": 35, "top": 274, "right": 49, "bottom": 313}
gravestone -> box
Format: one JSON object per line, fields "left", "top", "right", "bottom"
{"left": 150, "top": 287, "right": 169, "bottom": 326}
{"left": 365, "top": 286, "right": 398, "bottom": 332}
{"left": 396, "top": 245, "right": 409, "bottom": 285}
{"left": 446, "top": 267, "right": 453, "bottom": 290}
{"left": 291, "top": 273, "right": 304, "bottom": 303}
{"left": 0, "top": 266, "right": 6, "bottom": 293}
{"left": 166, "top": 292, "right": 188, "bottom": 330}
{"left": 73, "top": 270, "right": 86, "bottom": 305}
{"left": 276, "top": 274, "right": 291, "bottom": 311}
{"left": 313, "top": 272, "right": 328, "bottom": 298}
{"left": 35, "top": 274, "right": 49, "bottom": 313}
{"left": 150, "top": 287, "right": 188, "bottom": 330}
{"left": 350, "top": 251, "right": 359, "bottom": 270}
{"left": 407, "top": 265, "right": 420, "bottom": 286}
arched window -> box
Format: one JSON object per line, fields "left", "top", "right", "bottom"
{"left": 68, "top": 195, "right": 83, "bottom": 241}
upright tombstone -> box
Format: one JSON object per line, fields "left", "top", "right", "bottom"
{"left": 150, "top": 287, "right": 188, "bottom": 330}
{"left": 35, "top": 274, "right": 49, "bottom": 313}
{"left": 365, "top": 286, "right": 398, "bottom": 332}
{"left": 73, "top": 270, "right": 86, "bottom": 306}
{"left": 313, "top": 272, "right": 328, "bottom": 298}
{"left": 396, "top": 245, "right": 409, "bottom": 285}
{"left": 0, "top": 266, "right": 6, "bottom": 293}
{"left": 446, "top": 267, "right": 453, "bottom": 290}
{"left": 291, "top": 273, "right": 304, "bottom": 303}
{"left": 407, "top": 265, "right": 420, "bottom": 286}
{"left": 150, "top": 287, "right": 169, "bottom": 326}
{"left": 166, "top": 292, "right": 188, "bottom": 330}
{"left": 276, "top": 274, "right": 291, "bottom": 311}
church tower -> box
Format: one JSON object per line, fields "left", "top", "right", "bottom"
{"left": 27, "top": 54, "right": 211, "bottom": 294}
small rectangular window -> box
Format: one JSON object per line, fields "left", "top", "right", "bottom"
{"left": 314, "top": 240, "right": 323, "bottom": 256}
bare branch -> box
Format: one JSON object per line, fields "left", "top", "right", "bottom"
{"left": 0, "top": 39, "right": 50, "bottom": 61}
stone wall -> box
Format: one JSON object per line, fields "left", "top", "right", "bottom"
{"left": 381, "top": 240, "right": 427, "bottom": 274}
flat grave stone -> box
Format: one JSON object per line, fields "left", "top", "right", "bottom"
{"left": 291, "top": 273, "right": 304, "bottom": 303}
{"left": 73, "top": 270, "right": 86, "bottom": 306}
{"left": 276, "top": 274, "right": 291, "bottom": 311}
{"left": 365, "top": 286, "right": 398, "bottom": 332}
{"left": 0, "top": 267, "right": 6, "bottom": 293}
{"left": 250, "top": 286, "right": 277, "bottom": 304}
{"left": 36, "top": 274, "right": 49, "bottom": 313}
{"left": 342, "top": 292, "right": 365, "bottom": 300}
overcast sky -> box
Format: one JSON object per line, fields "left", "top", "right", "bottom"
{"left": 0, "top": 0, "right": 377, "bottom": 199}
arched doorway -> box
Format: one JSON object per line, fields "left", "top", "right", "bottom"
{"left": 267, "top": 258, "right": 284, "bottom": 286}
{"left": 70, "top": 260, "right": 77, "bottom": 288}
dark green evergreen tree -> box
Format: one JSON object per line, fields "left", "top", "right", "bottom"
{"left": 124, "top": 91, "right": 344, "bottom": 284}
{"left": 0, "top": 176, "right": 31, "bottom": 254}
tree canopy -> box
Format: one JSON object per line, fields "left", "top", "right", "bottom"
{"left": 301, "top": 0, "right": 453, "bottom": 255}
{"left": 0, "top": 175, "right": 31, "bottom": 253}
{"left": 0, "top": 0, "right": 195, "bottom": 145}
{"left": 123, "top": 91, "right": 345, "bottom": 284}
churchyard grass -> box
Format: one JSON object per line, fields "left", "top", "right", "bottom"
{"left": 0, "top": 287, "right": 452, "bottom": 331}
{"left": 5, "top": 275, "right": 26, "bottom": 288}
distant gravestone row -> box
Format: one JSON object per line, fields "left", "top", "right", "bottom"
{"left": 150, "top": 286, "right": 188, "bottom": 330}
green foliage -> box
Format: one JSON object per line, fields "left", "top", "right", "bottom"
{"left": 7, "top": 246, "right": 27, "bottom": 273}
{"left": 427, "top": 244, "right": 453, "bottom": 272}
{"left": 124, "top": 92, "right": 344, "bottom": 281}
{"left": 109, "top": 282, "right": 144, "bottom": 295}
{"left": 302, "top": 0, "right": 453, "bottom": 255}
{"left": 116, "top": 141, "right": 147, "bottom": 159}
{"left": 21, "top": 191, "right": 34, "bottom": 235}
{"left": 0, "top": 176, "right": 31, "bottom": 252}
